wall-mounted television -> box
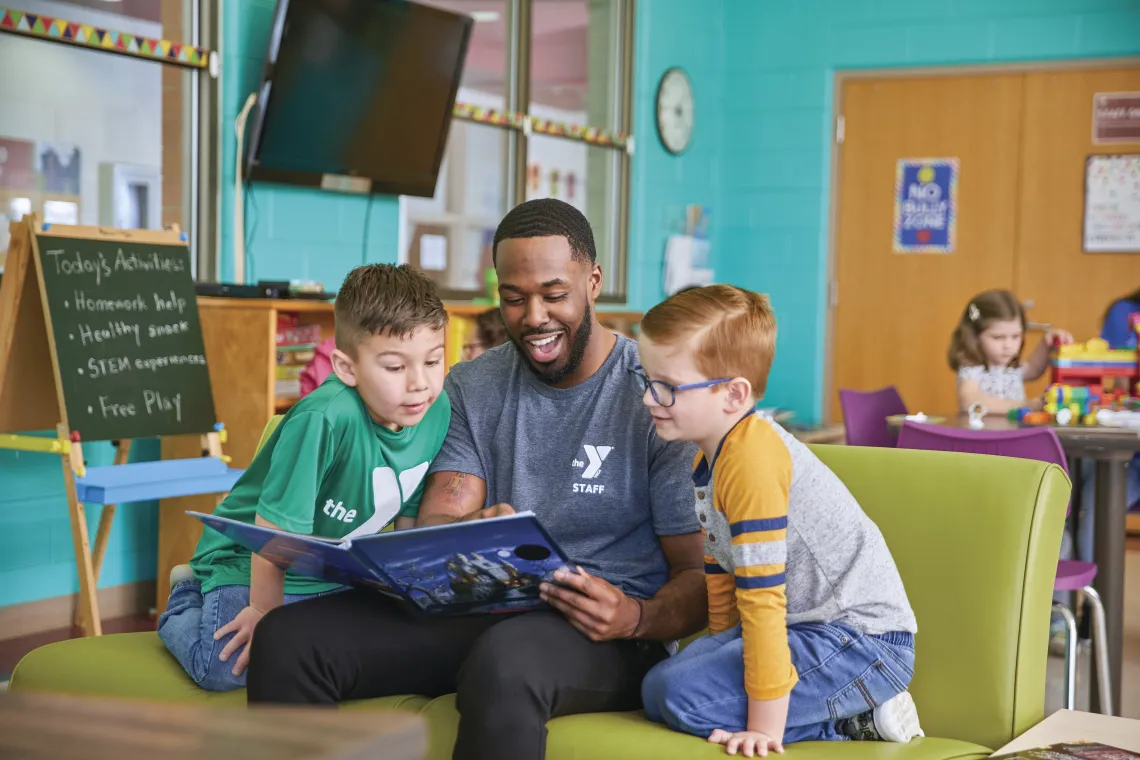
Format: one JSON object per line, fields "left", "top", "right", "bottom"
{"left": 244, "top": 0, "right": 472, "bottom": 198}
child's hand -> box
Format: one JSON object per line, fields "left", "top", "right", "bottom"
{"left": 708, "top": 729, "right": 784, "bottom": 757}
{"left": 215, "top": 604, "right": 266, "bottom": 677}
{"left": 1046, "top": 328, "right": 1073, "bottom": 346}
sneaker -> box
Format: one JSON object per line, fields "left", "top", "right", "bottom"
{"left": 836, "top": 710, "right": 880, "bottom": 741}
{"left": 873, "top": 691, "right": 924, "bottom": 742}
{"left": 169, "top": 563, "right": 195, "bottom": 586}
{"left": 837, "top": 691, "right": 923, "bottom": 743}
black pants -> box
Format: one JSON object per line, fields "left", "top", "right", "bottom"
{"left": 246, "top": 589, "right": 667, "bottom": 760}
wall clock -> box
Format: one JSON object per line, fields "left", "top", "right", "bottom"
{"left": 656, "top": 67, "right": 694, "bottom": 155}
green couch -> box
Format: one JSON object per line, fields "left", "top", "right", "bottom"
{"left": 10, "top": 444, "right": 1069, "bottom": 760}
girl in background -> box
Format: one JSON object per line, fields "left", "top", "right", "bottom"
{"left": 947, "top": 289, "right": 1072, "bottom": 415}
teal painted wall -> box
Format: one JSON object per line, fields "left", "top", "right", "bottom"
{"left": 0, "top": 438, "right": 160, "bottom": 608}
{"left": 629, "top": 0, "right": 726, "bottom": 309}
{"left": 719, "top": 0, "right": 1140, "bottom": 423}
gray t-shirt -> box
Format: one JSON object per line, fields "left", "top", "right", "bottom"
{"left": 429, "top": 335, "right": 700, "bottom": 599}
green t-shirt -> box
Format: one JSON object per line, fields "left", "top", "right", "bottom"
{"left": 191, "top": 376, "right": 451, "bottom": 594}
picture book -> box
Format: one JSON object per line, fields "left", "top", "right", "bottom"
{"left": 991, "top": 742, "right": 1139, "bottom": 760}
{"left": 189, "top": 510, "right": 573, "bottom": 616}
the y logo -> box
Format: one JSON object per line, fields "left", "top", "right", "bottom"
{"left": 581, "top": 445, "right": 613, "bottom": 479}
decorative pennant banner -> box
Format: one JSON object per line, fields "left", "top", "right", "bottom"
{"left": 0, "top": 6, "right": 212, "bottom": 70}
{"left": 453, "top": 103, "right": 631, "bottom": 151}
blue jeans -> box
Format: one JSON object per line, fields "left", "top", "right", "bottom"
{"left": 157, "top": 579, "right": 327, "bottom": 691}
{"left": 642, "top": 622, "right": 915, "bottom": 743}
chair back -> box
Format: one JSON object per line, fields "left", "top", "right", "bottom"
{"left": 838, "top": 386, "right": 907, "bottom": 447}
{"left": 812, "top": 444, "right": 1068, "bottom": 750}
{"left": 897, "top": 421, "right": 1071, "bottom": 513}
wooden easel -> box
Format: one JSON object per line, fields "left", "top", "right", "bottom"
{"left": 0, "top": 216, "right": 230, "bottom": 636}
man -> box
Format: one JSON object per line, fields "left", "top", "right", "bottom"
{"left": 247, "top": 199, "right": 707, "bottom": 760}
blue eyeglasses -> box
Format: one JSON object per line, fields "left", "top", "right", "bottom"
{"left": 628, "top": 366, "right": 732, "bottom": 408}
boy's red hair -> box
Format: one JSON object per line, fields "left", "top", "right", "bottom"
{"left": 641, "top": 285, "right": 776, "bottom": 400}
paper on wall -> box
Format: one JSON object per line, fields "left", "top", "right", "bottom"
{"left": 664, "top": 234, "right": 713, "bottom": 295}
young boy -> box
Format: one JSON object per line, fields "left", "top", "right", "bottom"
{"left": 158, "top": 264, "right": 452, "bottom": 691}
{"left": 637, "top": 285, "right": 922, "bottom": 756}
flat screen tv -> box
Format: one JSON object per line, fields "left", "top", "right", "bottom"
{"left": 245, "top": 0, "right": 472, "bottom": 198}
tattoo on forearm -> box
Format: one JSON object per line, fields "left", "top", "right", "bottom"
{"left": 443, "top": 473, "right": 466, "bottom": 501}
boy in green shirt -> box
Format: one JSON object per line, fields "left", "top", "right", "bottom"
{"left": 158, "top": 264, "right": 452, "bottom": 691}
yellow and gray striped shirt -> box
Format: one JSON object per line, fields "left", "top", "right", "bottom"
{"left": 694, "top": 412, "right": 916, "bottom": 701}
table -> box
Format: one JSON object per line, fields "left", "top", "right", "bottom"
{"left": 789, "top": 423, "right": 847, "bottom": 444}
{"left": 0, "top": 691, "right": 426, "bottom": 760}
{"left": 991, "top": 709, "right": 1140, "bottom": 755}
{"left": 887, "top": 414, "right": 1140, "bottom": 714}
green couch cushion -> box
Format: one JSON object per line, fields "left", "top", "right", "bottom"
{"left": 9, "top": 632, "right": 427, "bottom": 712}
{"left": 417, "top": 694, "right": 990, "bottom": 760}
{"left": 810, "top": 445, "right": 1068, "bottom": 750}
{"left": 548, "top": 711, "right": 991, "bottom": 760}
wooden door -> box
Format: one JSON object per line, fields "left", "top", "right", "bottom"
{"left": 830, "top": 74, "right": 1025, "bottom": 420}
{"left": 1014, "top": 67, "right": 1140, "bottom": 400}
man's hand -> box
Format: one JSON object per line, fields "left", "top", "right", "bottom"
{"left": 708, "top": 729, "right": 784, "bottom": 758}
{"left": 540, "top": 565, "right": 641, "bottom": 642}
{"left": 460, "top": 502, "right": 516, "bottom": 522}
{"left": 215, "top": 604, "right": 265, "bottom": 677}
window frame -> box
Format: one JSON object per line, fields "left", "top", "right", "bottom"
{"left": 0, "top": 0, "right": 221, "bottom": 282}
{"left": 406, "top": 0, "right": 635, "bottom": 303}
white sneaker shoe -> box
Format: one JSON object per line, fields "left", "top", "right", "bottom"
{"left": 169, "top": 563, "right": 195, "bottom": 586}
{"left": 873, "top": 691, "right": 924, "bottom": 743}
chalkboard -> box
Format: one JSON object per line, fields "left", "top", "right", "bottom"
{"left": 32, "top": 229, "right": 217, "bottom": 441}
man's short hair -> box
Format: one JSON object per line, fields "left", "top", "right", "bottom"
{"left": 492, "top": 198, "right": 597, "bottom": 264}
{"left": 640, "top": 285, "right": 777, "bottom": 400}
{"left": 334, "top": 264, "right": 447, "bottom": 354}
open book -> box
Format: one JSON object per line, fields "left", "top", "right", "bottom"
{"left": 190, "top": 510, "right": 572, "bottom": 616}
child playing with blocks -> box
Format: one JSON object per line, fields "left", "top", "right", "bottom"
{"left": 948, "top": 289, "right": 1072, "bottom": 415}
{"left": 158, "top": 264, "right": 451, "bottom": 691}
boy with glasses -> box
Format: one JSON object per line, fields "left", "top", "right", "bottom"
{"left": 635, "top": 285, "right": 923, "bottom": 757}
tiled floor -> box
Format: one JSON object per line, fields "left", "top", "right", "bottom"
{"left": 1045, "top": 546, "right": 1140, "bottom": 718}
{"left": 2, "top": 549, "right": 1139, "bottom": 718}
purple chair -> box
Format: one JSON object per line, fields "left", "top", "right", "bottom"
{"left": 839, "top": 386, "right": 907, "bottom": 447}
{"left": 897, "top": 421, "right": 1113, "bottom": 715}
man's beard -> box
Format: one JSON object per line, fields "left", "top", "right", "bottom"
{"left": 513, "top": 301, "right": 593, "bottom": 386}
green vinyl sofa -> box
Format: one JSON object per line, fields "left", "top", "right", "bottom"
{"left": 10, "top": 441, "right": 1069, "bottom": 760}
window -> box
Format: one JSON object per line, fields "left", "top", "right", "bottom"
{"left": 0, "top": 0, "right": 219, "bottom": 278}
{"left": 401, "top": 0, "right": 633, "bottom": 301}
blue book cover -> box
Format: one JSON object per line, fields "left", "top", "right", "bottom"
{"left": 190, "top": 511, "right": 573, "bottom": 616}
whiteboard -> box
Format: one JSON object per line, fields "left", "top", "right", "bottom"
{"left": 1083, "top": 154, "right": 1140, "bottom": 253}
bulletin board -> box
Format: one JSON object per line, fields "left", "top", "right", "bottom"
{"left": 1083, "top": 154, "right": 1140, "bottom": 253}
